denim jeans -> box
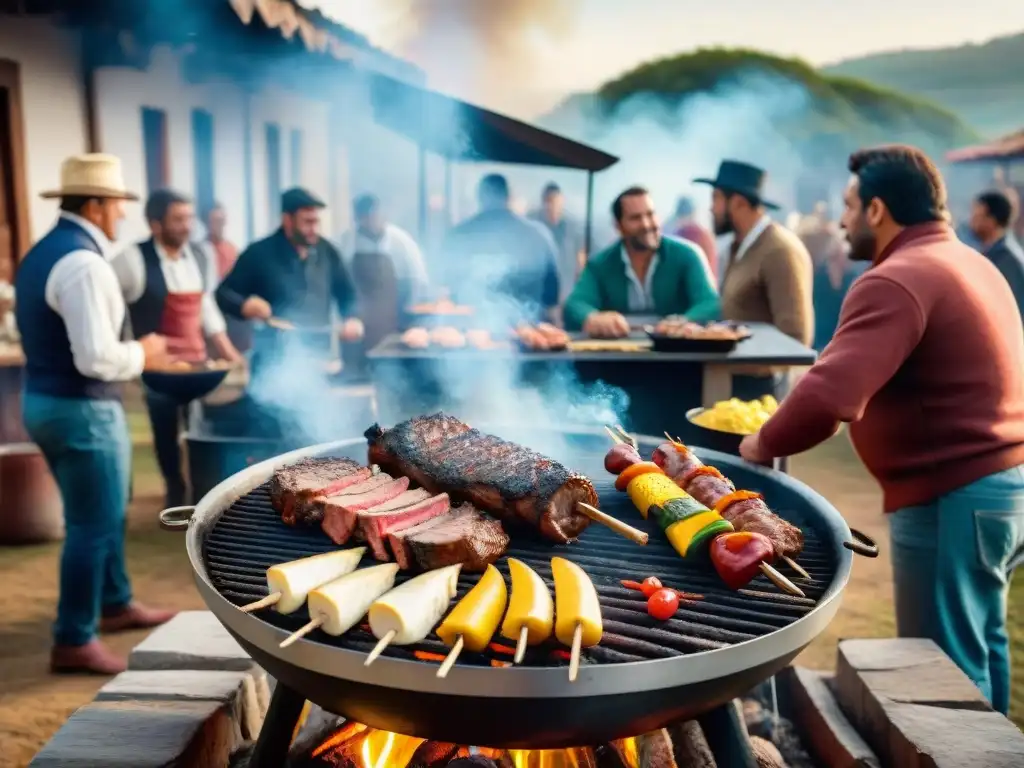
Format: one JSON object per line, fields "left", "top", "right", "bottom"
{"left": 143, "top": 388, "right": 187, "bottom": 505}
{"left": 22, "top": 392, "right": 133, "bottom": 646}
{"left": 889, "top": 465, "right": 1024, "bottom": 715}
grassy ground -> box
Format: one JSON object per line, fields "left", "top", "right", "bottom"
{"left": 0, "top": 393, "right": 1020, "bottom": 767}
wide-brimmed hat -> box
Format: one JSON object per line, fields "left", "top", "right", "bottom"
{"left": 40, "top": 154, "right": 139, "bottom": 201}
{"left": 693, "top": 160, "right": 779, "bottom": 210}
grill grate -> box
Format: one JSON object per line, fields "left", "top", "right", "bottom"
{"left": 203, "top": 454, "right": 838, "bottom": 669}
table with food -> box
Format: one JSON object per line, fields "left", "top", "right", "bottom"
{"left": 367, "top": 310, "right": 815, "bottom": 442}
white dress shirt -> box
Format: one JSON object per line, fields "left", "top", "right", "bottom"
{"left": 112, "top": 240, "right": 227, "bottom": 337}
{"left": 43, "top": 213, "right": 144, "bottom": 382}
{"left": 338, "top": 223, "right": 430, "bottom": 301}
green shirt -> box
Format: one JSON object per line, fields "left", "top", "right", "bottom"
{"left": 563, "top": 237, "right": 720, "bottom": 331}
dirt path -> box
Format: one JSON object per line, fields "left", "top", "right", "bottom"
{"left": 0, "top": 436, "right": 1017, "bottom": 767}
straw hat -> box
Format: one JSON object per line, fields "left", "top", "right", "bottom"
{"left": 40, "top": 153, "right": 139, "bottom": 201}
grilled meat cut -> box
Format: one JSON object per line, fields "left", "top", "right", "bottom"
{"left": 365, "top": 413, "right": 598, "bottom": 543}
{"left": 357, "top": 493, "right": 452, "bottom": 560}
{"left": 319, "top": 475, "right": 411, "bottom": 545}
{"left": 270, "top": 458, "right": 369, "bottom": 526}
{"left": 657, "top": 444, "right": 804, "bottom": 557}
{"left": 404, "top": 504, "right": 510, "bottom": 571}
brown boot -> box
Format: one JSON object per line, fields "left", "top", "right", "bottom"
{"left": 99, "top": 603, "right": 178, "bottom": 634}
{"left": 51, "top": 639, "right": 127, "bottom": 676}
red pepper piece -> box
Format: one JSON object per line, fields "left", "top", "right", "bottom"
{"left": 621, "top": 579, "right": 646, "bottom": 591}
{"left": 710, "top": 531, "right": 775, "bottom": 590}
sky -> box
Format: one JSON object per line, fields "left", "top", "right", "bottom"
{"left": 312, "top": 1, "right": 1024, "bottom": 118}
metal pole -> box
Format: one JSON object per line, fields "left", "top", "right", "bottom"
{"left": 584, "top": 171, "right": 595, "bottom": 256}
{"left": 417, "top": 145, "right": 428, "bottom": 242}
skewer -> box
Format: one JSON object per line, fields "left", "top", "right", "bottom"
{"left": 614, "top": 425, "right": 638, "bottom": 449}
{"left": 266, "top": 316, "right": 295, "bottom": 331}
{"left": 604, "top": 426, "right": 624, "bottom": 444}
{"left": 436, "top": 635, "right": 465, "bottom": 678}
{"left": 514, "top": 626, "right": 529, "bottom": 664}
{"left": 758, "top": 563, "right": 805, "bottom": 598}
{"left": 364, "top": 629, "right": 397, "bottom": 666}
{"left": 568, "top": 623, "right": 583, "bottom": 682}
{"left": 279, "top": 617, "right": 323, "bottom": 648}
{"left": 782, "top": 555, "right": 813, "bottom": 581}
{"left": 240, "top": 592, "right": 281, "bottom": 613}
{"left": 577, "top": 502, "right": 649, "bottom": 545}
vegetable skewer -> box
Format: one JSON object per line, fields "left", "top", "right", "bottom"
{"left": 435, "top": 564, "right": 509, "bottom": 677}
{"left": 365, "top": 564, "right": 462, "bottom": 666}
{"left": 500, "top": 558, "right": 554, "bottom": 663}
{"left": 602, "top": 447, "right": 804, "bottom": 597}
{"left": 241, "top": 547, "right": 367, "bottom": 614}
{"left": 278, "top": 563, "right": 399, "bottom": 648}
{"left": 552, "top": 556, "right": 603, "bottom": 682}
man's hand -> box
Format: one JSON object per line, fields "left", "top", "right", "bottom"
{"left": 210, "top": 332, "right": 243, "bottom": 364}
{"left": 339, "top": 318, "right": 364, "bottom": 342}
{"left": 139, "top": 333, "right": 169, "bottom": 371}
{"left": 241, "top": 295, "right": 272, "bottom": 320}
{"left": 583, "top": 311, "right": 630, "bottom": 339}
{"left": 739, "top": 432, "right": 773, "bottom": 464}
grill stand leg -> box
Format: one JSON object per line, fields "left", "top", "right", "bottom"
{"left": 695, "top": 702, "right": 758, "bottom": 768}
{"left": 249, "top": 681, "right": 307, "bottom": 768}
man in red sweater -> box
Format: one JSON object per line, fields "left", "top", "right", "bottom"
{"left": 740, "top": 145, "right": 1024, "bottom": 715}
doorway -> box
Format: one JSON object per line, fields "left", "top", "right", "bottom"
{"left": 0, "top": 60, "right": 30, "bottom": 283}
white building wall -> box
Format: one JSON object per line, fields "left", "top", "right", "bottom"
{"left": 93, "top": 46, "right": 248, "bottom": 248}
{"left": 0, "top": 16, "right": 89, "bottom": 243}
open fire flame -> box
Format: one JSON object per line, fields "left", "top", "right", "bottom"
{"left": 305, "top": 720, "right": 642, "bottom": 768}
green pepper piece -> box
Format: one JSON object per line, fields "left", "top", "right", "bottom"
{"left": 685, "top": 519, "right": 735, "bottom": 561}
{"left": 655, "top": 496, "right": 708, "bottom": 531}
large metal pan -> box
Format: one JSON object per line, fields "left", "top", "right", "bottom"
{"left": 161, "top": 429, "right": 876, "bottom": 748}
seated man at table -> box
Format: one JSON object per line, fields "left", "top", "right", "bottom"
{"left": 563, "top": 187, "right": 719, "bottom": 337}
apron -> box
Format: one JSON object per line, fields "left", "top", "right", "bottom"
{"left": 351, "top": 251, "right": 400, "bottom": 351}
{"left": 161, "top": 292, "right": 206, "bottom": 363}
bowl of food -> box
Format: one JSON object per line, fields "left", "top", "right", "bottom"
{"left": 647, "top": 318, "right": 751, "bottom": 353}
{"left": 685, "top": 396, "right": 778, "bottom": 457}
{"left": 141, "top": 359, "right": 235, "bottom": 404}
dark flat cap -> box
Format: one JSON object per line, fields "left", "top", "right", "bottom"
{"left": 281, "top": 187, "right": 325, "bottom": 214}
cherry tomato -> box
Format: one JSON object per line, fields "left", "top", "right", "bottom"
{"left": 647, "top": 589, "right": 680, "bottom": 621}
{"left": 640, "top": 576, "right": 663, "bottom": 597}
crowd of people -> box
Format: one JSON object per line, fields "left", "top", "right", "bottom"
{"left": 11, "top": 145, "right": 1024, "bottom": 719}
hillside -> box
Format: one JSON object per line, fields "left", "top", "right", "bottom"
{"left": 539, "top": 49, "right": 978, "bottom": 216}
{"left": 823, "top": 32, "right": 1024, "bottom": 136}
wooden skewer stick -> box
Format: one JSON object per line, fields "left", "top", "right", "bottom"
{"left": 782, "top": 555, "right": 813, "bottom": 581}
{"left": 280, "top": 617, "right": 323, "bottom": 648}
{"left": 364, "top": 630, "right": 397, "bottom": 667}
{"left": 568, "top": 623, "right": 583, "bottom": 683}
{"left": 577, "top": 503, "right": 649, "bottom": 545}
{"left": 614, "top": 425, "right": 637, "bottom": 449}
{"left": 266, "top": 316, "right": 296, "bottom": 331}
{"left": 436, "top": 635, "right": 465, "bottom": 679}
{"left": 604, "top": 426, "right": 623, "bottom": 444}
{"left": 759, "top": 563, "right": 805, "bottom": 598}
{"left": 240, "top": 592, "right": 281, "bottom": 613}
{"left": 514, "top": 626, "right": 529, "bottom": 664}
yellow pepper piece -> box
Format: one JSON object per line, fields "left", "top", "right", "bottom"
{"left": 552, "top": 556, "right": 603, "bottom": 648}
{"left": 436, "top": 564, "right": 508, "bottom": 653}
{"left": 627, "top": 473, "right": 688, "bottom": 519}
{"left": 665, "top": 510, "right": 723, "bottom": 557}
{"left": 500, "top": 558, "right": 554, "bottom": 646}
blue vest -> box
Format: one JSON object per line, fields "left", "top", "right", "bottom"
{"left": 15, "top": 217, "right": 122, "bottom": 400}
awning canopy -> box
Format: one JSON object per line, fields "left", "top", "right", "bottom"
{"left": 369, "top": 74, "right": 619, "bottom": 172}
{"left": 947, "top": 129, "right": 1024, "bottom": 164}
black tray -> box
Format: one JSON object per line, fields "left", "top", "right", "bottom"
{"left": 141, "top": 367, "right": 230, "bottom": 404}
{"left": 646, "top": 331, "right": 750, "bottom": 353}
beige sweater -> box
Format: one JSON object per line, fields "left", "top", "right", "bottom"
{"left": 720, "top": 222, "right": 814, "bottom": 346}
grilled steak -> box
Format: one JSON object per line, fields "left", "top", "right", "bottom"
{"left": 357, "top": 493, "right": 451, "bottom": 560}
{"left": 406, "top": 504, "right": 510, "bottom": 571}
{"left": 270, "top": 457, "right": 368, "bottom": 526}
{"left": 365, "top": 413, "right": 597, "bottom": 543}
{"left": 320, "top": 476, "right": 411, "bottom": 545}
{"left": 350, "top": 489, "right": 432, "bottom": 542}
{"left": 388, "top": 505, "right": 483, "bottom": 570}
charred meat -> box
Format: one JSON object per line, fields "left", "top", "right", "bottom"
{"left": 365, "top": 413, "right": 598, "bottom": 543}
{"left": 404, "top": 504, "right": 510, "bottom": 572}
{"left": 269, "top": 457, "right": 368, "bottom": 526}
